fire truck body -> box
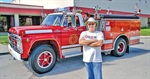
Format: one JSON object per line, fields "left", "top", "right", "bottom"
{"left": 8, "top": 11, "right": 141, "bottom": 74}
{"left": 99, "top": 14, "right": 140, "bottom": 56}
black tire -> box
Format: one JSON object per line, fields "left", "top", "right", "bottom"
{"left": 112, "top": 38, "right": 127, "bottom": 57}
{"left": 28, "top": 45, "right": 56, "bottom": 74}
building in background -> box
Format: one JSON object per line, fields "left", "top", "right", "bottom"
{"left": 74, "top": 0, "right": 150, "bottom": 27}
{"left": 0, "top": 0, "right": 150, "bottom": 32}
{"left": 0, "top": 3, "right": 53, "bottom": 32}
{"left": 11, "top": 0, "right": 74, "bottom": 9}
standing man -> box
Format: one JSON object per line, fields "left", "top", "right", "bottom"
{"left": 79, "top": 17, "right": 104, "bottom": 79}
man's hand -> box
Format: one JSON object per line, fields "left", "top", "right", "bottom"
{"left": 89, "top": 40, "right": 103, "bottom": 47}
{"left": 79, "top": 37, "right": 103, "bottom": 47}
{"left": 79, "top": 37, "right": 96, "bottom": 46}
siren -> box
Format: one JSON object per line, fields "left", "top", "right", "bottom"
{"left": 137, "top": 9, "right": 141, "bottom": 14}
{"left": 134, "top": 3, "right": 141, "bottom": 15}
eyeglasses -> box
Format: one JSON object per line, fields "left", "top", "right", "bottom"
{"left": 88, "top": 23, "right": 95, "bottom": 26}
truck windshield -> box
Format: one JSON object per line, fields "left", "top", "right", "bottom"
{"left": 41, "top": 14, "right": 63, "bottom": 26}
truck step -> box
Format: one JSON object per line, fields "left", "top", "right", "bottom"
{"left": 63, "top": 51, "right": 83, "bottom": 58}
{"left": 62, "top": 47, "right": 83, "bottom": 58}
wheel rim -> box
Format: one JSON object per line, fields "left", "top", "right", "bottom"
{"left": 117, "top": 42, "right": 125, "bottom": 53}
{"left": 37, "top": 51, "right": 53, "bottom": 68}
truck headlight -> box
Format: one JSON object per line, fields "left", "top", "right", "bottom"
{"left": 16, "top": 38, "right": 23, "bottom": 54}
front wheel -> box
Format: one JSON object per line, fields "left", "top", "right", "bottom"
{"left": 112, "top": 38, "right": 127, "bottom": 57}
{"left": 28, "top": 45, "right": 56, "bottom": 74}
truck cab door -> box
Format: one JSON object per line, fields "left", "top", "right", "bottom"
{"left": 61, "top": 14, "right": 85, "bottom": 46}
{"left": 61, "top": 14, "right": 85, "bottom": 58}
{"left": 61, "top": 14, "right": 75, "bottom": 46}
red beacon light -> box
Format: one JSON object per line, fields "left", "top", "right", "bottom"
{"left": 14, "top": 39, "right": 17, "bottom": 45}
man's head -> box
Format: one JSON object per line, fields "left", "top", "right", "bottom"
{"left": 86, "top": 17, "right": 97, "bottom": 32}
{"left": 67, "top": 17, "right": 71, "bottom": 23}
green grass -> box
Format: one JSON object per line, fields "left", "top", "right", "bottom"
{"left": 140, "top": 28, "right": 150, "bottom": 36}
{"left": 0, "top": 35, "right": 8, "bottom": 45}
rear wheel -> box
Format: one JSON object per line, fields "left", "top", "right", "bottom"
{"left": 28, "top": 45, "right": 56, "bottom": 74}
{"left": 112, "top": 38, "right": 127, "bottom": 57}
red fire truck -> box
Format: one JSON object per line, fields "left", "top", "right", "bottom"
{"left": 8, "top": 8, "right": 141, "bottom": 74}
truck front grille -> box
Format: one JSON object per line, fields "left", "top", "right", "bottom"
{"left": 9, "top": 33, "right": 20, "bottom": 53}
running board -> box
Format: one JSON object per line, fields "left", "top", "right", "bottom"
{"left": 63, "top": 51, "right": 83, "bottom": 58}
{"left": 62, "top": 47, "right": 83, "bottom": 58}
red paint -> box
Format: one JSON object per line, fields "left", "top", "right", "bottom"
{"left": 8, "top": 10, "right": 141, "bottom": 59}
{"left": 0, "top": 7, "right": 53, "bottom": 14}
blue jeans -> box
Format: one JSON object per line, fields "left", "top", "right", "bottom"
{"left": 85, "top": 62, "right": 103, "bottom": 79}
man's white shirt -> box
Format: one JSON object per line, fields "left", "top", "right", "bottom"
{"left": 79, "top": 31, "right": 104, "bottom": 62}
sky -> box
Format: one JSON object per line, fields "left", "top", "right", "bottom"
{"left": 0, "top": 0, "right": 13, "bottom": 3}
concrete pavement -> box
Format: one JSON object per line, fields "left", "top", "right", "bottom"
{"left": 0, "top": 44, "right": 9, "bottom": 55}
{"left": 0, "top": 38, "right": 150, "bottom": 79}
{"left": 140, "top": 36, "right": 150, "bottom": 39}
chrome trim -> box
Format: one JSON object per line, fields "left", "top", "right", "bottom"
{"left": 130, "top": 36, "right": 140, "bottom": 40}
{"left": 62, "top": 47, "right": 82, "bottom": 58}
{"left": 61, "top": 44, "right": 81, "bottom": 49}
{"left": 25, "top": 30, "right": 52, "bottom": 34}
{"left": 8, "top": 33, "right": 22, "bottom": 54}
{"left": 9, "top": 33, "right": 21, "bottom": 40}
{"left": 16, "top": 38, "right": 23, "bottom": 54}
{"left": 103, "top": 40, "right": 113, "bottom": 44}
{"left": 8, "top": 44, "right": 22, "bottom": 61}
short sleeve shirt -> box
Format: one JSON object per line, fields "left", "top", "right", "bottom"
{"left": 79, "top": 31, "right": 104, "bottom": 62}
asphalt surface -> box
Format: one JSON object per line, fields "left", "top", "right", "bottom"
{"left": 0, "top": 37, "right": 150, "bottom": 79}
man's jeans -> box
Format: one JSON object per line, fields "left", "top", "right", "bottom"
{"left": 85, "top": 62, "right": 102, "bottom": 79}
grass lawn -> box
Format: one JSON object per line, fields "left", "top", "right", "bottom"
{"left": 140, "top": 28, "right": 150, "bottom": 36}
{"left": 0, "top": 35, "right": 8, "bottom": 45}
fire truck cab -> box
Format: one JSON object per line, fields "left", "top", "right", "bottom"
{"left": 8, "top": 9, "right": 141, "bottom": 74}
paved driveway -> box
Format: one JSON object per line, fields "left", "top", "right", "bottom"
{"left": 0, "top": 38, "right": 150, "bottom": 79}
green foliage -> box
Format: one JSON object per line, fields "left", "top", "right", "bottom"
{"left": 0, "top": 35, "right": 8, "bottom": 45}
{"left": 140, "top": 28, "right": 150, "bottom": 36}
{"left": 141, "top": 26, "right": 150, "bottom": 29}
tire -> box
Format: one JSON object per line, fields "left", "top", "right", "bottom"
{"left": 28, "top": 45, "right": 56, "bottom": 74}
{"left": 112, "top": 38, "right": 127, "bottom": 57}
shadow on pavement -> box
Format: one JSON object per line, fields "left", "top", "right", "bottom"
{"left": 102, "top": 47, "right": 150, "bottom": 66}
{"left": 0, "top": 52, "right": 9, "bottom": 56}
{"left": 23, "top": 55, "right": 84, "bottom": 77}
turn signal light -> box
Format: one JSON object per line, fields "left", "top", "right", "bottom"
{"left": 14, "top": 39, "right": 17, "bottom": 45}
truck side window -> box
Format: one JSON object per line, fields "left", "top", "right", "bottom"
{"left": 53, "top": 16, "right": 61, "bottom": 26}
{"left": 63, "top": 15, "right": 72, "bottom": 27}
{"left": 63, "top": 16, "right": 68, "bottom": 27}
{"left": 63, "top": 15, "right": 76, "bottom": 27}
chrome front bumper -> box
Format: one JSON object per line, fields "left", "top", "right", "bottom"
{"left": 8, "top": 44, "right": 22, "bottom": 61}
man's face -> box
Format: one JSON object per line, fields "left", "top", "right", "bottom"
{"left": 87, "top": 22, "right": 96, "bottom": 32}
